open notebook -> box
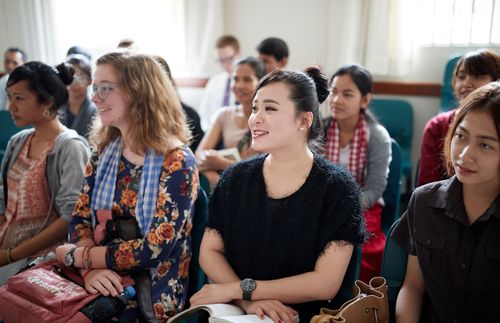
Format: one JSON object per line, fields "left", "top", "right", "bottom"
{"left": 167, "top": 303, "right": 273, "bottom": 323}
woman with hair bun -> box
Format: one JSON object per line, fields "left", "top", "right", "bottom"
{"left": 190, "top": 67, "right": 366, "bottom": 323}
{"left": 0, "top": 61, "right": 90, "bottom": 283}
{"left": 323, "top": 64, "right": 392, "bottom": 283}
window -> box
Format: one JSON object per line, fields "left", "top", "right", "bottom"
{"left": 416, "top": 0, "right": 500, "bottom": 45}
{"left": 51, "top": 0, "right": 187, "bottom": 74}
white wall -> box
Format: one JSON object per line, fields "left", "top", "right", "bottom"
{"left": 177, "top": 0, "right": 499, "bottom": 185}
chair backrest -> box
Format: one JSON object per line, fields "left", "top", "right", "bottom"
{"left": 369, "top": 99, "right": 413, "bottom": 155}
{"left": 381, "top": 139, "right": 403, "bottom": 235}
{"left": 439, "top": 53, "right": 461, "bottom": 114}
{"left": 187, "top": 187, "right": 209, "bottom": 303}
{"left": 381, "top": 220, "right": 408, "bottom": 322}
{"left": 329, "top": 245, "right": 362, "bottom": 308}
{"left": 0, "top": 110, "right": 26, "bottom": 161}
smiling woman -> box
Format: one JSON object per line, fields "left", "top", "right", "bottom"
{"left": 54, "top": 51, "right": 199, "bottom": 322}
{"left": 191, "top": 67, "right": 366, "bottom": 323}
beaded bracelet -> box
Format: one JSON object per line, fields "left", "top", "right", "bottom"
{"left": 83, "top": 246, "right": 92, "bottom": 270}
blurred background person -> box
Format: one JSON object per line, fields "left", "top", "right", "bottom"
{"left": 198, "top": 35, "right": 241, "bottom": 130}
{"left": 256, "top": 37, "right": 289, "bottom": 75}
{"left": 153, "top": 55, "right": 204, "bottom": 152}
{"left": 59, "top": 54, "right": 96, "bottom": 139}
{"left": 0, "top": 47, "right": 27, "bottom": 110}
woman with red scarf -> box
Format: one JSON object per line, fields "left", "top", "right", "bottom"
{"left": 323, "top": 64, "right": 392, "bottom": 282}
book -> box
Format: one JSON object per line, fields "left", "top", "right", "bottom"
{"left": 216, "top": 148, "right": 241, "bottom": 162}
{"left": 167, "top": 303, "right": 273, "bottom": 323}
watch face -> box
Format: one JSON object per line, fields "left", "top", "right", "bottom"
{"left": 241, "top": 278, "right": 256, "bottom": 292}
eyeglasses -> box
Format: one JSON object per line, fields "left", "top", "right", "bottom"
{"left": 91, "top": 82, "right": 118, "bottom": 101}
{"left": 217, "top": 55, "right": 236, "bottom": 65}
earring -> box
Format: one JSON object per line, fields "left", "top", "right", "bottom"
{"left": 300, "top": 127, "right": 305, "bottom": 131}
{"left": 43, "top": 109, "right": 51, "bottom": 119}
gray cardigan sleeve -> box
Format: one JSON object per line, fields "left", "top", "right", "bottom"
{"left": 52, "top": 137, "right": 90, "bottom": 222}
{"left": 363, "top": 122, "right": 392, "bottom": 208}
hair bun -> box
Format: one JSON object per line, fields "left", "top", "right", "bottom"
{"left": 304, "top": 67, "right": 329, "bottom": 104}
{"left": 55, "top": 62, "right": 75, "bottom": 86}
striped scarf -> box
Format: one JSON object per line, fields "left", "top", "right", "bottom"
{"left": 325, "top": 113, "right": 368, "bottom": 187}
{"left": 91, "top": 137, "right": 164, "bottom": 235}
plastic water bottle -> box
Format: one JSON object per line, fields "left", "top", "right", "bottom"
{"left": 80, "top": 285, "right": 136, "bottom": 323}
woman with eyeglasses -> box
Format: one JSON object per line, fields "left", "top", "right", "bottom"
{"left": 0, "top": 62, "right": 90, "bottom": 284}
{"left": 55, "top": 52, "right": 199, "bottom": 322}
{"left": 60, "top": 54, "right": 97, "bottom": 139}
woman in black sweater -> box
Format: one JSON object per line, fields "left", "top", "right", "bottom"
{"left": 190, "top": 68, "right": 366, "bottom": 323}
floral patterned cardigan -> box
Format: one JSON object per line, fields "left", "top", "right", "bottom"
{"left": 68, "top": 145, "right": 199, "bottom": 322}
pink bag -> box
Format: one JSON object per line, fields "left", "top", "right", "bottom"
{"left": 0, "top": 259, "right": 98, "bottom": 323}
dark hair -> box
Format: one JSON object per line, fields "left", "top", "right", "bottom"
{"left": 256, "top": 37, "right": 289, "bottom": 61}
{"left": 5, "top": 47, "right": 27, "bottom": 62}
{"left": 253, "top": 67, "right": 328, "bottom": 152}
{"left": 66, "top": 46, "right": 92, "bottom": 61}
{"left": 7, "top": 61, "right": 74, "bottom": 115}
{"left": 234, "top": 56, "right": 265, "bottom": 80}
{"left": 330, "top": 64, "right": 373, "bottom": 96}
{"left": 66, "top": 54, "right": 92, "bottom": 79}
{"left": 443, "top": 81, "right": 500, "bottom": 176}
{"left": 330, "top": 64, "right": 377, "bottom": 123}
{"left": 117, "top": 38, "right": 135, "bottom": 49}
{"left": 216, "top": 35, "right": 240, "bottom": 51}
{"left": 452, "top": 49, "right": 500, "bottom": 90}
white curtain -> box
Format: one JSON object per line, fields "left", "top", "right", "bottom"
{"left": 326, "top": 0, "right": 416, "bottom": 77}
{"left": 0, "top": 0, "right": 57, "bottom": 64}
{"left": 184, "top": 0, "right": 224, "bottom": 76}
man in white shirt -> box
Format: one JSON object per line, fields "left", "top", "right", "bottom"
{"left": 198, "top": 35, "right": 241, "bottom": 130}
{"left": 0, "top": 47, "right": 27, "bottom": 110}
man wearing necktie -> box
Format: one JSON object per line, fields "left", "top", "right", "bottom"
{"left": 198, "top": 35, "right": 241, "bottom": 130}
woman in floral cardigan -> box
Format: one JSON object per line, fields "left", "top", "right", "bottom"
{"left": 56, "top": 52, "right": 198, "bottom": 322}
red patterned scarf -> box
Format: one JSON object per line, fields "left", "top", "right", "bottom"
{"left": 325, "top": 113, "right": 368, "bottom": 186}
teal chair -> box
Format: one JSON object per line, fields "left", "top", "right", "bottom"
{"left": 381, "top": 139, "right": 403, "bottom": 235}
{"left": 381, "top": 220, "right": 408, "bottom": 323}
{"left": 187, "top": 187, "right": 209, "bottom": 306}
{"left": 0, "top": 110, "right": 26, "bottom": 162}
{"left": 370, "top": 99, "right": 413, "bottom": 194}
{"left": 381, "top": 220, "right": 433, "bottom": 323}
{"left": 438, "top": 53, "right": 461, "bottom": 114}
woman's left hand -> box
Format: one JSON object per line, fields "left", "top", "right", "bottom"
{"left": 55, "top": 243, "right": 77, "bottom": 265}
{"left": 190, "top": 282, "right": 239, "bottom": 306}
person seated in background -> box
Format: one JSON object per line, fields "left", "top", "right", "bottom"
{"left": 153, "top": 55, "right": 204, "bottom": 152}
{"left": 66, "top": 45, "right": 92, "bottom": 61}
{"left": 417, "top": 49, "right": 500, "bottom": 186}
{"left": 117, "top": 38, "right": 138, "bottom": 50}
{"left": 394, "top": 82, "right": 500, "bottom": 323}
{"left": 0, "top": 61, "right": 90, "bottom": 284}
{"left": 190, "top": 68, "right": 366, "bottom": 323}
{"left": 195, "top": 56, "right": 264, "bottom": 189}
{"left": 0, "top": 47, "right": 27, "bottom": 110}
{"left": 198, "top": 35, "right": 241, "bottom": 130}
{"left": 59, "top": 54, "right": 96, "bottom": 139}
{"left": 256, "top": 37, "right": 289, "bottom": 74}
{"left": 323, "top": 64, "right": 391, "bottom": 283}
{"left": 55, "top": 52, "right": 198, "bottom": 322}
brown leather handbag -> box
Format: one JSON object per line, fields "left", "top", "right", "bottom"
{"left": 310, "top": 276, "right": 389, "bottom": 323}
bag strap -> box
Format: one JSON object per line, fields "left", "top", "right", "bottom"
{"left": 132, "top": 271, "right": 158, "bottom": 323}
